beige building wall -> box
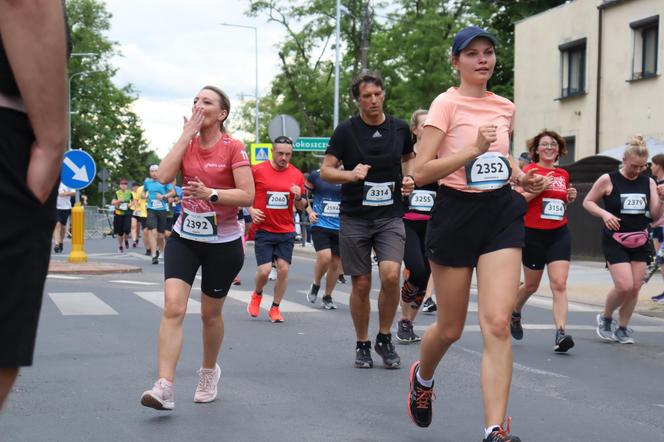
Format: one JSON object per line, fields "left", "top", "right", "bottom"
{"left": 514, "top": 0, "right": 663, "bottom": 162}
{"left": 599, "top": 0, "right": 664, "bottom": 148}
{"left": 514, "top": 0, "right": 599, "bottom": 161}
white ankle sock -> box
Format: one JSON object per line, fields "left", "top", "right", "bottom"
{"left": 415, "top": 369, "right": 433, "bottom": 388}
{"left": 484, "top": 425, "right": 500, "bottom": 438}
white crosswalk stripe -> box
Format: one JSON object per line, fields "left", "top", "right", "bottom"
{"left": 134, "top": 291, "right": 201, "bottom": 314}
{"left": 48, "top": 292, "right": 118, "bottom": 316}
{"left": 108, "top": 280, "right": 159, "bottom": 286}
{"left": 414, "top": 324, "right": 664, "bottom": 333}
{"left": 296, "top": 289, "right": 378, "bottom": 310}
{"left": 228, "top": 289, "right": 320, "bottom": 313}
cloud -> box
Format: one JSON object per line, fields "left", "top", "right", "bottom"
{"left": 104, "top": 0, "right": 289, "bottom": 155}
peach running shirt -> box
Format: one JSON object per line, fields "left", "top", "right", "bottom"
{"left": 424, "top": 87, "right": 515, "bottom": 192}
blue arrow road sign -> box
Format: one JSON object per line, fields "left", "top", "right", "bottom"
{"left": 61, "top": 149, "right": 96, "bottom": 190}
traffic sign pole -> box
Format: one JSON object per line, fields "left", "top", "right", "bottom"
{"left": 61, "top": 150, "right": 96, "bottom": 264}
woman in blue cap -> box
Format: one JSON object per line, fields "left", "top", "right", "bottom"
{"left": 406, "top": 26, "right": 546, "bottom": 442}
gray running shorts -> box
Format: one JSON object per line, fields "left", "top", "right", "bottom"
{"left": 339, "top": 215, "right": 405, "bottom": 276}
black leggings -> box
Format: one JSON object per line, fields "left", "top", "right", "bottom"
{"left": 164, "top": 232, "right": 244, "bottom": 298}
{"left": 404, "top": 219, "right": 431, "bottom": 290}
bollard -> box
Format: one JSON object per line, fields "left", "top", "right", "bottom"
{"left": 68, "top": 202, "right": 88, "bottom": 263}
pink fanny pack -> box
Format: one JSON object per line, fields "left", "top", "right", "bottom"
{"left": 612, "top": 230, "right": 649, "bottom": 248}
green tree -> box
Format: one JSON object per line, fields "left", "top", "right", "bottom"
{"left": 66, "top": 0, "right": 155, "bottom": 204}
{"left": 479, "top": 0, "right": 568, "bottom": 101}
{"left": 242, "top": 0, "right": 567, "bottom": 170}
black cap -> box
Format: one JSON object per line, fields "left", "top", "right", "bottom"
{"left": 452, "top": 26, "right": 497, "bottom": 56}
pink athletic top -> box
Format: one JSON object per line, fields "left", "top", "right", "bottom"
{"left": 173, "top": 133, "right": 250, "bottom": 243}
{"left": 425, "top": 87, "right": 515, "bottom": 192}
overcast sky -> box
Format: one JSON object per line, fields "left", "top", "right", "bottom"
{"left": 104, "top": 0, "right": 288, "bottom": 157}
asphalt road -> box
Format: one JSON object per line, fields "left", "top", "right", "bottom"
{"left": 2, "top": 239, "right": 664, "bottom": 441}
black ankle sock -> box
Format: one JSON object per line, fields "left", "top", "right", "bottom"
{"left": 356, "top": 340, "right": 371, "bottom": 349}
{"left": 619, "top": 326, "right": 627, "bottom": 331}
{"left": 271, "top": 302, "right": 279, "bottom": 308}
{"left": 512, "top": 311, "right": 521, "bottom": 318}
{"left": 376, "top": 332, "right": 391, "bottom": 341}
{"left": 256, "top": 290, "right": 263, "bottom": 295}
{"left": 322, "top": 294, "right": 332, "bottom": 301}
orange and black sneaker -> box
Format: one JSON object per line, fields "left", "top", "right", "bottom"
{"left": 483, "top": 418, "right": 522, "bottom": 442}
{"left": 408, "top": 360, "right": 435, "bottom": 427}
{"left": 268, "top": 305, "right": 284, "bottom": 323}
{"left": 247, "top": 292, "right": 262, "bottom": 318}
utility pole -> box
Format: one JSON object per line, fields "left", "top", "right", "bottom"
{"left": 359, "top": 1, "right": 372, "bottom": 71}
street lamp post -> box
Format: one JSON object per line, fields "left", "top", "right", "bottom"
{"left": 67, "top": 52, "right": 96, "bottom": 151}
{"left": 334, "top": 0, "right": 341, "bottom": 129}
{"left": 67, "top": 70, "right": 91, "bottom": 151}
{"left": 220, "top": 23, "right": 259, "bottom": 143}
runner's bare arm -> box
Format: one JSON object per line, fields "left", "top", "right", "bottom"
{"left": 218, "top": 165, "right": 254, "bottom": 207}
{"left": 583, "top": 174, "right": 620, "bottom": 230}
{"left": 0, "top": 1, "right": 67, "bottom": 202}
{"left": 648, "top": 177, "right": 663, "bottom": 221}
{"left": 320, "top": 154, "right": 369, "bottom": 184}
{"left": 412, "top": 126, "right": 490, "bottom": 186}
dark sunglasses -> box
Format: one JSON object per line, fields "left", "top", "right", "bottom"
{"left": 273, "top": 136, "right": 293, "bottom": 145}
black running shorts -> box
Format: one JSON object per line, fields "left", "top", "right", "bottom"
{"left": 522, "top": 226, "right": 571, "bottom": 270}
{"left": 311, "top": 226, "right": 340, "bottom": 256}
{"left": 146, "top": 209, "right": 168, "bottom": 233}
{"left": 0, "top": 108, "right": 57, "bottom": 368}
{"left": 602, "top": 233, "right": 651, "bottom": 265}
{"left": 164, "top": 232, "right": 244, "bottom": 298}
{"left": 113, "top": 213, "right": 132, "bottom": 235}
{"left": 426, "top": 185, "right": 527, "bottom": 268}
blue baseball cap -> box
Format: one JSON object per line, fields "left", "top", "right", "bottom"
{"left": 452, "top": 26, "right": 497, "bottom": 56}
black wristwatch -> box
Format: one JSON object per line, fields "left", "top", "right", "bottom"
{"left": 209, "top": 189, "right": 219, "bottom": 203}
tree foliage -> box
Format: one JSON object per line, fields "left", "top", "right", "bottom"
{"left": 66, "top": 0, "right": 156, "bottom": 204}
{"left": 239, "top": 0, "right": 566, "bottom": 172}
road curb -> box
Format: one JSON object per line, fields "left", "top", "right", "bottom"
{"left": 48, "top": 260, "right": 142, "bottom": 275}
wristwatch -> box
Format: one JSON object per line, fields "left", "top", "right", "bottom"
{"left": 209, "top": 189, "right": 219, "bottom": 203}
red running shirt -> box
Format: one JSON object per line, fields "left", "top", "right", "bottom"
{"left": 523, "top": 163, "right": 570, "bottom": 230}
{"left": 252, "top": 161, "right": 305, "bottom": 233}
{"left": 174, "top": 133, "right": 250, "bottom": 243}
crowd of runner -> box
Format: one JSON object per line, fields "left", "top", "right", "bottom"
{"left": 3, "top": 12, "right": 662, "bottom": 441}
{"left": 135, "top": 26, "right": 664, "bottom": 442}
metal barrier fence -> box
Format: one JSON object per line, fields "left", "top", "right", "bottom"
{"left": 84, "top": 206, "right": 114, "bottom": 239}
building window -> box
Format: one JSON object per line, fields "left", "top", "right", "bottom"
{"left": 560, "top": 136, "right": 575, "bottom": 166}
{"left": 559, "top": 38, "right": 586, "bottom": 98}
{"left": 631, "top": 16, "right": 659, "bottom": 80}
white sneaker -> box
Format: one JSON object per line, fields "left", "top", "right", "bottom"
{"left": 140, "top": 378, "right": 174, "bottom": 410}
{"left": 268, "top": 266, "right": 277, "bottom": 281}
{"left": 194, "top": 363, "right": 221, "bottom": 403}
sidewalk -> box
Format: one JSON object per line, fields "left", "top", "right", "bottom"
{"left": 279, "top": 241, "right": 664, "bottom": 319}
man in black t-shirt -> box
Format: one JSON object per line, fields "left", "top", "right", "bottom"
{"left": 0, "top": 2, "right": 68, "bottom": 408}
{"left": 321, "top": 71, "right": 414, "bottom": 369}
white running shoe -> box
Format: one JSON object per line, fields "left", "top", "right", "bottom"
{"left": 141, "top": 378, "right": 174, "bottom": 410}
{"left": 194, "top": 363, "right": 221, "bottom": 403}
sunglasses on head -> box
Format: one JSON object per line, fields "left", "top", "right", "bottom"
{"left": 273, "top": 136, "right": 293, "bottom": 145}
